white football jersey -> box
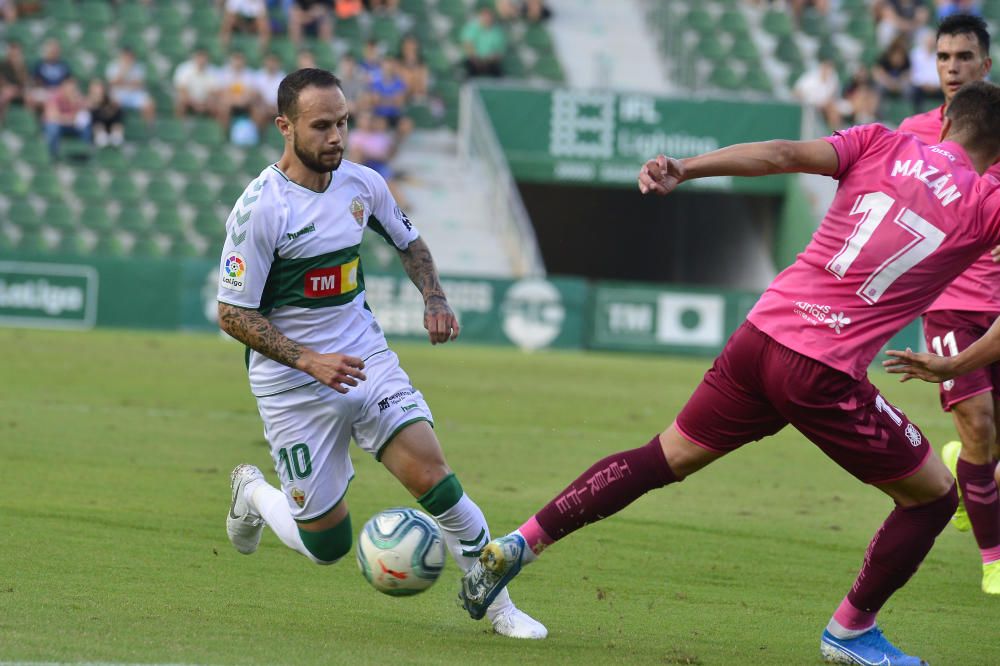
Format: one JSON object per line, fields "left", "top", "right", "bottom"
{"left": 216, "top": 161, "right": 419, "bottom": 396}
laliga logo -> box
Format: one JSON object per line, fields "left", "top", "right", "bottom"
{"left": 221, "top": 252, "right": 247, "bottom": 292}
{"left": 501, "top": 279, "right": 564, "bottom": 351}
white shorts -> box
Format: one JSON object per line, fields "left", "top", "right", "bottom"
{"left": 255, "top": 349, "right": 433, "bottom": 521}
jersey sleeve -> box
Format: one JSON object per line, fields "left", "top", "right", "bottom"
{"left": 216, "top": 176, "right": 284, "bottom": 309}
{"left": 982, "top": 180, "right": 1000, "bottom": 245}
{"left": 364, "top": 167, "right": 419, "bottom": 250}
{"left": 823, "top": 122, "right": 893, "bottom": 180}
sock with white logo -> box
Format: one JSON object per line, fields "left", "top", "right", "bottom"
{"left": 419, "top": 475, "right": 515, "bottom": 619}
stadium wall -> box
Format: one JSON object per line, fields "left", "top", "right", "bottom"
{"left": 0, "top": 254, "right": 923, "bottom": 359}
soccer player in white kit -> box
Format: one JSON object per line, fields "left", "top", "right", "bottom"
{"left": 216, "top": 68, "right": 545, "bottom": 639}
{"left": 461, "top": 81, "right": 1000, "bottom": 663}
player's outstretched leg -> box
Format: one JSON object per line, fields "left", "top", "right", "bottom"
{"left": 227, "top": 464, "right": 266, "bottom": 554}
{"left": 226, "top": 463, "right": 341, "bottom": 563}
{"left": 941, "top": 441, "right": 971, "bottom": 532}
{"left": 418, "top": 473, "right": 546, "bottom": 639}
{"left": 460, "top": 434, "right": 680, "bottom": 620}
{"left": 819, "top": 483, "right": 957, "bottom": 666}
{"left": 820, "top": 626, "right": 927, "bottom": 666}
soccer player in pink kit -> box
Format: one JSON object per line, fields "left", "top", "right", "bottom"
{"left": 896, "top": 14, "right": 1000, "bottom": 594}
{"left": 459, "top": 81, "right": 1000, "bottom": 665}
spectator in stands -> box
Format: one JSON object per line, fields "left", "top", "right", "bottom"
{"left": 366, "top": 0, "right": 399, "bottom": 14}
{"left": 297, "top": 49, "right": 318, "bottom": 69}
{"left": 42, "top": 76, "right": 90, "bottom": 159}
{"left": 348, "top": 109, "right": 407, "bottom": 207}
{"left": 335, "top": 0, "right": 364, "bottom": 19}
{"left": 336, "top": 52, "right": 372, "bottom": 115}
{"left": 219, "top": 0, "right": 271, "bottom": 54}
{"left": 87, "top": 78, "right": 124, "bottom": 148}
{"left": 841, "top": 64, "right": 880, "bottom": 124}
{"left": 29, "top": 38, "right": 71, "bottom": 113}
{"left": 398, "top": 34, "right": 429, "bottom": 103}
{"left": 873, "top": 35, "right": 913, "bottom": 105}
{"left": 216, "top": 51, "right": 261, "bottom": 134}
{"left": 0, "top": 0, "right": 16, "bottom": 22}
{"left": 173, "top": 47, "right": 219, "bottom": 119}
{"left": 461, "top": 6, "right": 506, "bottom": 78}
{"left": 105, "top": 46, "right": 156, "bottom": 125}
{"left": 360, "top": 39, "right": 383, "bottom": 80}
{"left": 496, "top": 0, "right": 551, "bottom": 24}
{"left": 935, "top": 0, "right": 982, "bottom": 20}
{"left": 0, "top": 40, "right": 28, "bottom": 121}
{"left": 793, "top": 58, "right": 843, "bottom": 130}
{"left": 874, "top": 0, "right": 930, "bottom": 48}
{"left": 370, "top": 55, "right": 413, "bottom": 142}
{"left": 252, "top": 52, "right": 285, "bottom": 128}
{"left": 288, "top": 0, "right": 334, "bottom": 46}
{"left": 909, "top": 28, "right": 944, "bottom": 111}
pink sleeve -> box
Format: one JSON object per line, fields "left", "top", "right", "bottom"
{"left": 983, "top": 183, "right": 1000, "bottom": 244}
{"left": 822, "top": 123, "right": 893, "bottom": 179}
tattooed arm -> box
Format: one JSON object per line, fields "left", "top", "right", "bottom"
{"left": 218, "top": 302, "right": 366, "bottom": 393}
{"left": 398, "top": 237, "right": 460, "bottom": 344}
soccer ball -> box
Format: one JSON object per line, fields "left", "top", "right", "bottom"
{"left": 356, "top": 507, "right": 445, "bottom": 596}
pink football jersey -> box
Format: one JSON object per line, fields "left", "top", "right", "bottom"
{"left": 747, "top": 123, "right": 1000, "bottom": 379}
{"left": 898, "top": 105, "right": 1000, "bottom": 312}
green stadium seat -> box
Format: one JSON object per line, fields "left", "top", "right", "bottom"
{"left": 134, "top": 145, "right": 167, "bottom": 171}
{"left": 9, "top": 199, "right": 42, "bottom": 232}
{"left": 155, "top": 118, "right": 189, "bottom": 144}
{"left": 697, "top": 32, "right": 728, "bottom": 65}
{"left": 743, "top": 68, "right": 773, "bottom": 94}
{"left": 94, "top": 148, "right": 127, "bottom": 171}
{"left": 80, "top": 204, "right": 114, "bottom": 233}
{"left": 799, "top": 8, "right": 828, "bottom": 38}
{"left": 46, "top": 0, "right": 81, "bottom": 22}
{"left": 146, "top": 179, "right": 179, "bottom": 208}
{"left": 189, "top": 119, "right": 226, "bottom": 147}
{"left": 522, "top": 24, "right": 553, "bottom": 52}
{"left": 213, "top": 151, "right": 241, "bottom": 176}
{"left": 774, "top": 34, "right": 803, "bottom": 68}
{"left": 117, "top": 2, "right": 150, "bottom": 31}
{"left": 28, "top": 168, "right": 64, "bottom": 200}
{"left": 762, "top": 9, "right": 794, "bottom": 37}
{"left": 5, "top": 106, "right": 38, "bottom": 136}
{"left": 718, "top": 9, "right": 748, "bottom": 36}
{"left": 193, "top": 209, "right": 223, "bottom": 236}
{"left": 93, "top": 231, "right": 128, "bottom": 257}
{"left": 131, "top": 235, "right": 165, "bottom": 257}
{"left": 44, "top": 200, "right": 77, "bottom": 232}
{"left": 531, "top": 55, "right": 564, "bottom": 82}
{"left": 683, "top": 7, "right": 715, "bottom": 37}
{"left": 372, "top": 16, "right": 402, "bottom": 52}
{"left": 78, "top": 1, "right": 115, "bottom": 29}
{"left": 73, "top": 171, "right": 105, "bottom": 203}
{"left": 153, "top": 209, "right": 186, "bottom": 237}
{"left": 0, "top": 230, "right": 17, "bottom": 253}
{"left": 18, "top": 229, "right": 52, "bottom": 255}
{"left": 424, "top": 46, "right": 453, "bottom": 78}
{"left": 0, "top": 170, "right": 28, "bottom": 196}
{"left": 729, "top": 34, "right": 760, "bottom": 62}
{"left": 435, "top": 0, "right": 466, "bottom": 20}
{"left": 709, "top": 64, "right": 742, "bottom": 91}
{"left": 399, "top": 0, "right": 427, "bottom": 17}
{"left": 184, "top": 181, "right": 218, "bottom": 207}
{"left": 407, "top": 102, "right": 438, "bottom": 129}
{"left": 55, "top": 231, "right": 89, "bottom": 255}
{"left": 109, "top": 173, "right": 142, "bottom": 204}
{"left": 173, "top": 238, "right": 204, "bottom": 258}
{"left": 171, "top": 150, "right": 205, "bottom": 174}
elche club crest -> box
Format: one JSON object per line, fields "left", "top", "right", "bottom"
{"left": 291, "top": 487, "right": 306, "bottom": 508}
{"left": 350, "top": 197, "right": 365, "bottom": 225}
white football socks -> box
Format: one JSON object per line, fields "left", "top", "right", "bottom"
{"left": 246, "top": 479, "right": 316, "bottom": 562}
{"left": 434, "top": 493, "right": 515, "bottom": 617}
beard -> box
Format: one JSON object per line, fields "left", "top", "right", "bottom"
{"left": 293, "top": 134, "right": 343, "bottom": 173}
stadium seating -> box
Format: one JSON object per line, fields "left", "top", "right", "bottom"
{"left": 0, "top": 0, "right": 564, "bottom": 259}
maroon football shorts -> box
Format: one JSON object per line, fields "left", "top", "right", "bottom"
{"left": 674, "top": 321, "right": 931, "bottom": 484}
{"left": 921, "top": 310, "right": 1000, "bottom": 411}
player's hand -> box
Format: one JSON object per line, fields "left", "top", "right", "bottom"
{"left": 424, "top": 294, "right": 460, "bottom": 345}
{"left": 638, "top": 155, "right": 685, "bottom": 196}
{"left": 298, "top": 351, "right": 367, "bottom": 393}
{"left": 882, "top": 347, "right": 956, "bottom": 383}
{"left": 991, "top": 244, "right": 1000, "bottom": 263}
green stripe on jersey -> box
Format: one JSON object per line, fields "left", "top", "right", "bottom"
{"left": 259, "top": 245, "right": 364, "bottom": 314}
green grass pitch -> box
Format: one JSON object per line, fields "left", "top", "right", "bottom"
{"left": 0, "top": 327, "right": 997, "bottom": 665}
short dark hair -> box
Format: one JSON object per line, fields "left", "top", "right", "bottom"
{"left": 946, "top": 80, "right": 1000, "bottom": 157}
{"left": 277, "top": 68, "right": 343, "bottom": 120}
{"left": 937, "top": 14, "right": 991, "bottom": 55}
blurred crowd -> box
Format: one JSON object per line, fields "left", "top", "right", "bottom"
{"left": 0, "top": 0, "right": 551, "bottom": 168}
{"left": 789, "top": 0, "right": 987, "bottom": 130}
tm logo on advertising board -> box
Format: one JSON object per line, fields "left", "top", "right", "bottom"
{"left": 501, "top": 279, "right": 565, "bottom": 350}
{"left": 0, "top": 262, "right": 98, "bottom": 329}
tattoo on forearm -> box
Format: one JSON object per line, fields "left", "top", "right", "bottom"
{"left": 218, "top": 303, "right": 305, "bottom": 369}
{"left": 399, "top": 238, "right": 445, "bottom": 301}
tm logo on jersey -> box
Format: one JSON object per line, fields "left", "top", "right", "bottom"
{"left": 303, "top": 258, "right": 359, "bottom": 298}
{"left": 221, "top": 252, "right": 246, "bottom": 292}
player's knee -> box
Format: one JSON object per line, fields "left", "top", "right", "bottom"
{"left": 298, "top": 515, "right": 353, "bottom": 565}
{"left": 418, "top": 472, "right": 464, "bottom": 516}
{"left": 913, "top": 482, "right": 960, "bottom": 529}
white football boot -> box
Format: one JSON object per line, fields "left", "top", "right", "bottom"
{"left": 226, "top": 464, "right": 265, "bottom": 554}
{"left": 489, "top": 606, "right": 548, "bottom": 639}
